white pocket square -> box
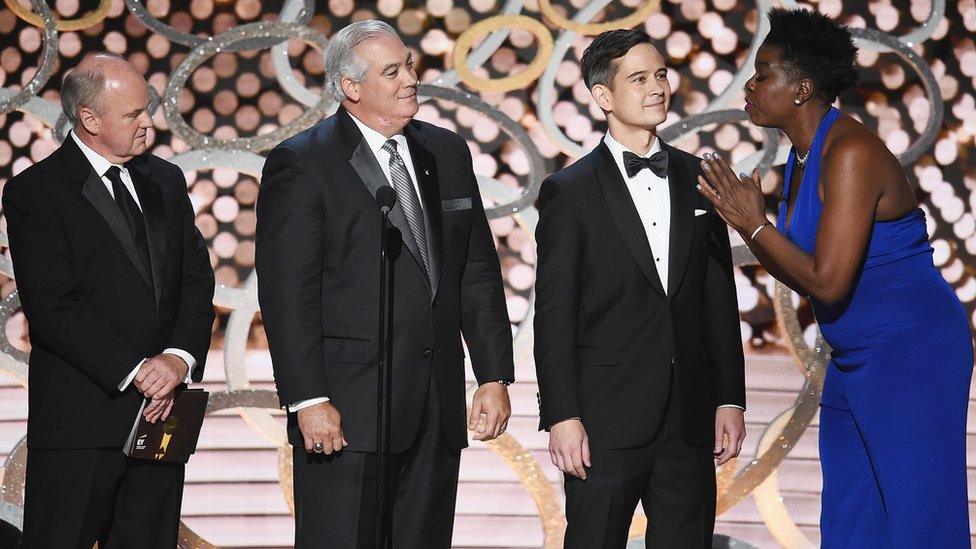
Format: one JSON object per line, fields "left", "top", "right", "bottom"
{"left": 694, "top": 209, "right": 708, "bottom": 216}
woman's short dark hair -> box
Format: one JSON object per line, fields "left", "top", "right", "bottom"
{"left": 580, "top": 29, "right": 656, "bottom": 90}
{"left": 765, "top": 8, "right": 859, "bottom": 103}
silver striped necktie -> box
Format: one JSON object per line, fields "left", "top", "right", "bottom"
{"left": 382, "top": 139, "right": 430, "bottom": 275}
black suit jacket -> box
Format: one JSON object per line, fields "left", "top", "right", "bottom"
{"left": 3, "top": 136, "right": 215, "bottom": 450}
{"left": 533, "top": 141, "right": 745, "bottom": 449}
{"left": 256, "top": 108, "right": 514, "bottom": 453}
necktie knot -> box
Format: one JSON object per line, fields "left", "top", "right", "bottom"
{"left": 623, "top": 150, "right": 668, "bottom": 178}
{"left": 382, "top": 139, "right": 398, "bottom": 155}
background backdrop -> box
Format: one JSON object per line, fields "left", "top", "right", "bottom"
{"left": 0, "top": 0, "right": 974, "bottom": 547}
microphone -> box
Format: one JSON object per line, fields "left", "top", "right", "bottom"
{"left": 375, "top": 185, "right": 397, "bottom": 214}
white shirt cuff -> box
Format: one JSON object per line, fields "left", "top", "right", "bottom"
{"left": 718, "top": 404, "right": 745, "bottom": 411}
{"left": 118, "top": 358, "right": 147, "bottom": 391}
{"left": 288, "top": 397, "right": 330, "bottom": 412}
{"left": 163, "top": 348, "right": 197, "bottom": 383}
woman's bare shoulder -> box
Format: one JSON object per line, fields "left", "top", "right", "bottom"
{"left": 822, "top": 115, "right": 896, "bottom": 173}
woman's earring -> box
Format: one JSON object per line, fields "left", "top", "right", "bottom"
{"left": 794, "top": 98, "right": 801, "bottom": 105}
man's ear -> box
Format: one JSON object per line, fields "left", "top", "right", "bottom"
{"left": 341, "top": 77, "right": 361, "bottom": 102}
{"left": 591, "top": 83, "right": 613, "bottom": 113}
{"left": 77, "top": 106, "right": 99, "bottom": 135}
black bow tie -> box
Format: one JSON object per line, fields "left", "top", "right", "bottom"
{"left": 623, "top": 150, "right": 668, "bottom": 178}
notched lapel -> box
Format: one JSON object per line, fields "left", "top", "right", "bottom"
{"left": 595, "top": 144, "right": 667, "bottom": 299}
{"left": 405, "top": 124, "right": 443, "bottom": 299}
{"left": 342, "top": 111, "right": 428, "bottom": 281}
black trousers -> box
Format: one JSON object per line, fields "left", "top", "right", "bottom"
{"left": 21, "top": 448, "right": 185, "bottom": 548}
{"left": 293, "top": 376, "right": 462, "bottom": 549}
{"left": 564, "top": 381, "right": 716, "bottom": 548}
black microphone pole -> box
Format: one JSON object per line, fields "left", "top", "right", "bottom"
{"left": 374, "top": 185, "right": 396, "bottom": 549}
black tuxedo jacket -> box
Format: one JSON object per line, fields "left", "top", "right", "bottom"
{"left": 3, "top": 137, "right": 215, "bottom": 450}
{"left": 256, "top": 108, "right": 514, "bottom": 453}
{"left": 533, "top": 141, "right": 745, "bottom": 449}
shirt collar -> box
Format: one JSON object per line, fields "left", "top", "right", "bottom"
{"left": 70, "top": 130, "right": 125, "bottom": 178}
{"left": 603, "top": 131, "right": 662, "bottom": 161}
{"left": 347, "top": 111, "right": 408, "bottom": 156}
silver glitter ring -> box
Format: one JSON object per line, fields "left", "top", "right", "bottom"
{"left": 659, "top": 109, "right": 781, "bottom": 176}
{"left": 0, "top": 0, "right": 58, "bottom": 117}
{"left": 417, "top": 84, "right": 546, "bottom": 219}
{"left": 535, "top": 0, "right": 614, "bottom": 159}
{"left": 163, "top": 22, "right": 331, "bottom": 153}
{"left": 125, "top": 0, "right": 313, "bottom": 53}
{"left": 269, "top": 0, "right": 329, "bottom": 109}
{"left": 849, "top": 27, "right": 943, "bottom": 165}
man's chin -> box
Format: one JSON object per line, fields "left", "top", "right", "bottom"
{"left": 638, "top": 113, "right": 666, "bottom": 130}
{"left": 401, "top": 100, "right": 419, "bottom": 118}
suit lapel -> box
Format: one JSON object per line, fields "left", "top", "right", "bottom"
{"left": 64, "top": 139, "right": 155, "bottom": 296}
{"left": 665, "top": 143, "right": 695, "bottom": 299}
{"left": 127, "top": 159, "right": 166, "bottom": 305}
{"left": 339, "top": 109, "right": 430, "bottom": 284}
{"left": 594, "top": 143, "right": 667, "bottom": 299}
{"left": 405, "top": 123, "right": 443, "bottom": 300}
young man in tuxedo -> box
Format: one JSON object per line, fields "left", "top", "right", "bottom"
{"left": 4, "top": 53, "right": 215, "bottom": 547}
{"left": 533, "top": 30, "right": 746, "bottom": 547}
{"left": 256, "top": 20, "right": 514, "bottom": 547}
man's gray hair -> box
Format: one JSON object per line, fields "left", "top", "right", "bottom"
{"left": 60, "top": 52, "right": 126, "bottom": 127}
{"left": 324, "top": 20, "right": 400, "bottom": 104}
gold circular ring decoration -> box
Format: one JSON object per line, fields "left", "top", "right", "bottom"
{"left": 452, "top": 15, "right": 555, "bottom": 93}
{"left": 4, "top": 0, "right": 112, "bottom": 31}
{"left": 537, "top": 0, "right": 661, "bottom": 36}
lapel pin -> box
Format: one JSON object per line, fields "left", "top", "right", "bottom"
{"left": 424, "top": 169, "right": 430, "bottom": 176}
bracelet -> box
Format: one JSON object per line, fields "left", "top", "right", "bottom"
{"left": 749, "top": 222, "right": 772, "bottom": 240}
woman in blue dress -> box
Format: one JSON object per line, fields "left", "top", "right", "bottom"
{"left": 697, "top": 8, "right": 973, "bottom": 548}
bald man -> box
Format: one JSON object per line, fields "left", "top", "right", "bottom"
{"left": 4, "top": 52, "right": 214, "bottom": 547}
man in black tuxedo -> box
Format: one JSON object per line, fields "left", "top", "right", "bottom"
{"left": 256, "top": 20, "right": 514, "bottom": 547}
{"left": 3, "top": 53, "right": 215, "bottom": 547}
{"left": 534, "top": 30, "right": 746, "bottom": 547}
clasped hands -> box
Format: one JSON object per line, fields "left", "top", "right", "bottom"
{"left": 695, "top": 152, "right": 769, "bottom": 236}
{"left": 295, "top": 381, "right": 512, "bottom": 456}
{"left": 134, "top": 353, "right": 188, "bottom": 424}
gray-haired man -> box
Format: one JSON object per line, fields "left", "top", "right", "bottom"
{"left": 256, "top": 20, "right": 514, "bottom": 547}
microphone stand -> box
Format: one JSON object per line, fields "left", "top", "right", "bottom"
{"left": 375, "top": 195, "right": 395, "bottom": 549}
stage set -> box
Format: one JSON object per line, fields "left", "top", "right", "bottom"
{"left": 0, "top": 0, "right": 974, "bottom": 547}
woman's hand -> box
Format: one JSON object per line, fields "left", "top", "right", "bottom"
{"left": 696, "top": 152, "right": 768, "bottom": 235}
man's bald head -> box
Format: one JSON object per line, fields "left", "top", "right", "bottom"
{"left": 61, "top": 52, "right": 142, "bottom": 127}
{"left": 62, "top": 52, "right": 153, "bottom": 163}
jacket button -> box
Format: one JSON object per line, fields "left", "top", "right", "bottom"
{"left": 423, "top": 348, "right": 433, "bottom": 359}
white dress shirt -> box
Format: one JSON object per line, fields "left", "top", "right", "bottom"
{"left": 603, "top": 132, "right": 671, "bottom": 291}
{"left": 287, "top": 113, "right": 426, "bottom": 413}
{"left": 69, "top": 131, "right": 196, "bottom": 390}
{"left": 349, "top": 113, "right": 424, "bottom": 211}
{"left": 603, "top": 131, "right": 743, "bottom": 412}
